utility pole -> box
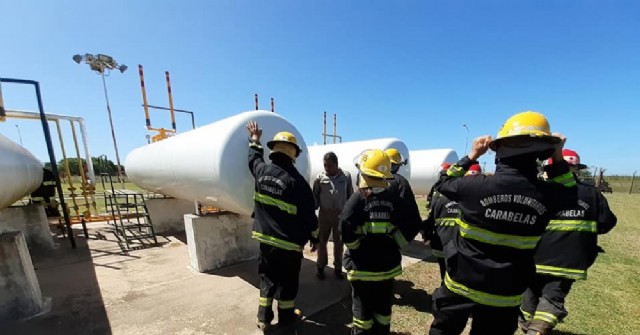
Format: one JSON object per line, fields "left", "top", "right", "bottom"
{"left": 630, "top": 171, "right": 637, "bottom": 194}
{"left": 462, "top": 124, "right": 470, "bottom": 155}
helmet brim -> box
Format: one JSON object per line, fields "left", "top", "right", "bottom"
{"left": 490, "top": 134, "right": 560, "bottom": 151}
{"left": 267, "top": 140, "right": 302, "bottom": 157}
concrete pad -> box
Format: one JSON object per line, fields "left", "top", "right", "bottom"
{"left": 0, "top": 232, "right": 45, "bottom": 323}
{"left": 146, "top": 198, "right": 195, "bottom": 234}
{"left": 185, "top": 213, "right": 259, "bottom": 272}
{"left": 0, "top": 205, "right": 54, "bottom": 250}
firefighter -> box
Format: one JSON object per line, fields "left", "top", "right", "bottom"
{"left": 341, "top": 149, "right": 422, "bottom": 335}
{"left": 246, "top": 121, "right": 319, "bottom": 332}
{"left": 313, "top": 151, "right": 353, "bottom": 280}
{"left": 30, "top": 167, "right": 61, "bottom": 217}
{"left": 384, "top": 148, "right": 421, "bottom": 221}
{"left": 519, "top": 149, "right": 617, "bottom": 335}
{"left": 428, "top": 111, "right": 578, "bottom": 335}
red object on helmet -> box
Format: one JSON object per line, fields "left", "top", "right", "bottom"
{"left": 466, "top": 163, "right": 482, "bottom": 176}
{"left": 441, "top": 162, "right": 452, "bottom": 172}
{"left": 546, "top": 149, "right": 587, "bottom": 169}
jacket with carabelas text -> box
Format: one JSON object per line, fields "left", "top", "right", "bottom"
{"left": 435, "top": 156, "right": 577, "bottom": 307}
{"left": 534, "top": 178, "right": 617, "bottom": 280}
{"left": 423, "top": 190, "right": 460, "bottom": 259}
{"left": 249, "top": 140, "right": 318, "bottom": 251}
{"left": 341, "top": 189, "right": 421, "bottom": 281}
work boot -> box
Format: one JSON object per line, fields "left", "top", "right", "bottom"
{"left": 316, "top": 267, "right": 325, "bottom": 280}
{"left": 526, "top": 331, "right": 543, "bottom": 335}
{"left": 334, "top": 269, "right": 344, "bottom": 280}
{"left": 277, "top": 308, "right": 303, "bottom": 330}
{"left": 257, "top": 319, "right": 274, "bottom": 333}
{"left": 528, "top": 319, "right": 553, "bottom": 335}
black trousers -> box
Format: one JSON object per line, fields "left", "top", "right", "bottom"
{"left": 257, "top": 244, "right": 303, "bottom": 324}
{"left": 520, "top": 275, "right": 574, "bottom": 334}
{"left": 429, "top": 285, "right": 519, "bottom": 335}
{"left": 351, "top": 279, "right": 394, "bottom": 335}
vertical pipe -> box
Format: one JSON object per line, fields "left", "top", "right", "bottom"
{"left": 32, "top": 81, "right": 76, "bottom": 248}
{"left": 189, "top": 112, "right": 196, "bottom": 129}
{"left": 55, "top": 120, "right": 80, "bottom": 216}
{"left": 165, "top": 71, "right": 177, "bottom": 132}
{"left": 70, "top": 120, "right": 93, "bottom": 215}
{"left": 0, "top": 81, "right": 5, "bottom": 121}
{"left": 323, "top": 111, "right": 327, "bottom": 145}
{"left": 78, "top": 119, "right": 97, "bottom": 211}
{"left": 630, "top": 171, "right": 637, "bottom": 194}
{"left": 139, "top": 65, "right": 151, "bottom": 128}
{"left": 333, "top": 113, "right": 337, "bottom": 144}
{"left": 271, "top": 98, "right": 274, "bottom": 113}
{"left": 101, "top": 72, "right": 125, "bottom": 187}
{"left": 255, "top": 94, "right": 259, "bottom": 110}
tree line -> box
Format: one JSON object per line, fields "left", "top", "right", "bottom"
{"left": 44, "top": 157, "right": 124, "bottom": 176}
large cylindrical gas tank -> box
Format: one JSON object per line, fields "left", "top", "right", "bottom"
{"left": 0, "top": 134, "right": 43, "bottom": 209}
{"left": 125, "top": 110, "right": 310, "bottom": 216}
{"left": 308, "top": 138, "right": 410, "bottom": 189}
{"left": 409, "top": 149, "right": 459, "bottom": 195}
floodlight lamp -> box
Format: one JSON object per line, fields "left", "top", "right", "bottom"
{"left": 119, "top": 64, "right": 128, "bottom": 73}
{"left": 72, "top": 54, "right": 83, "bottom": 64}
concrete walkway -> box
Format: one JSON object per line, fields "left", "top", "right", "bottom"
{"left": 0, "top": 225, "right": 430, "bottom": 335}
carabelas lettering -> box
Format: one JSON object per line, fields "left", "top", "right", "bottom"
{"left": 484, "top": 208, "right": 537, "bottom": 225}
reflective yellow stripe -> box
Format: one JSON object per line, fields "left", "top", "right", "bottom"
{"left": 253, "top": 192, "right": 297, "bottom": 215}
{"left": 432, "top": 249, "right": 445, "bottom": 258}
{"left": 347, "top": 265, "right": 402, "bottom": 281}
{"left": 252, "top": 231, "right": 303, "bottom": 252}
{"left": 249, "top": 142, "right": 263, "bottom": 150}
{"left": 363, "top": 221, "right": 394, "bottom": 234}
{"left": 393, "top": 230, "right": 409, "bottom": 247}
{"left": 352, "top": 317, "right": 373, "bottom": 330}
{"left": 277, "top": 300, "right": 295, "bottom": 309}
{"left": 345, "top": 238, "right": 362, "bottom": 249}
{"left": 547, "top": 220, "right": 597, "bottom": 233}
{"left": 42, "top": 181, "right": 56, "bottom": 186}
{"left": 259, "top": 297, "right": 273, "bottom": 307}
{"left": 549, "top": 172, "right": 576, "bottom": 187}
{"left": 373, "top": 313, "right": 391, "bottom": 325}
{"left": 534, "top": 311, "right": 559, "bottom": 326}
{"left": 520, "top": 308, "right": 533, "bottom": 321}
{"left": 535, "top": 264, "right": 587, "bottom": 280}
{"left": 447, "top": 164, "right": 465, "bottom": 177}
{"left": 31, "top": 197, "right": 45, "bottom": 201}
{"left": 455, "top": 218, "right": 540, "bottom": 249}
{"left": 311, "top": 228, "right": 319, "bottom": 239}
{"left": 444, "top": 272, "right": 523, "bottom": 307}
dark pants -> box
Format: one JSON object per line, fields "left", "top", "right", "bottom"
{"left": 429, "top": 286, "right": 519, "bottom": 335}
{"left": 520, "top": 275, "right": 574, "bottom": 334}
{"left": 351, "top": 279, "right": 394, "bottom": 335}
{"left": 436, "top": 258, "right": 446, "bottom": 282}
{"left": 257, "top": 244, "right": 303, "bottom": 324}
{"left": 317, "top": 209, "right": 343, "bottom": 270}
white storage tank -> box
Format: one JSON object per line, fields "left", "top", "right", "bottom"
{"left": 409, "top": 149, "right": 459, "bottom": 195}
{"left": 125, "top": 110, "right": 310, "bottom": 216}
{"left": 0, "top": 134, "right": 43, "bottom": 209}
{"left": 308, "top": 138, "right": 410, "bottom": 189}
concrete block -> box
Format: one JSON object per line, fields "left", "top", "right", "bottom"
{"left": 0, "top": 232, "right": 44, "bottom": 323}
{"left": 146, "top": 198, "right": 195, "bottom": 234}
{"left": 0, "top": 205, "right": 54, "bottom": 250}
{"left": 185, "top": 212, "right": 258, "bottom": 272}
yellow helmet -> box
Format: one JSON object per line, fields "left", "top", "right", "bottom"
{"left": 267, "top": 131, "right": 302, "bottom": 159}
{"left": 490, "top": 111, "right": 559, "bottom": 150}
{"left": 384, "top": 148, "right": 403, "bottom": 165}
{"left": 357, "top": 149, "right": 393, "bottom": 179}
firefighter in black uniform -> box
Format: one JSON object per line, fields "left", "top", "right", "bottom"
{"left": 384, "top": 148, "right": 421, "bottom": 222}
{"left": 31, "top": 167, "right": 61, "bottom": 217}
{"left": 246, "top": 121, "right": 319, "bottom": 332}
{"left": 341, "top": 149, "right": 421, "bottom": 335}
{"left": 519, "top": 148, "right": 617, "bottom": 335}
{"left": 428, "top": 111, "right": 578, "bottom": 335}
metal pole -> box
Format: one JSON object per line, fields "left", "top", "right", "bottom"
{"left": 141, "top": 104, "right": 196, "bottom": 130}
{"left": 139, "top": 65, "right": 152, "bottom": 128}
{"left": 15, "top": 125, "right": 23, "bottom": 146}
{"left": 0, "top": 80, "right": 5, "bottom": 121}
{"left": 0, "top": 78, "right": 76, "bottom": 249}
{"left": 165, "top": 71, "right": 177, "bottom": 131}
{"left": 323, "top": 111, "right": 327, "bottom": 145}
{"left": 100, "top": 72, "right": 125, "bottom": 187}
{"left": 78, "top": 119, "right": 96, "bottom": 184}
{"left": 463, "top": 124, "right": 470, "bottom": 155}
{"left": 333, "top": 114, "right": 337, "bottom": 144}
{"left": 255, "top": 94, "right": 259, "bottom": 110}
{"left": 630, "top": 171, "right": 637, "bottom": 194}
{"left": 271, "top": 98, "right": 275, "bottom": 113}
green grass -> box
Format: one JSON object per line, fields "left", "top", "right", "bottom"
{"left": 391, "top": 194, "right": 640, "bottom": 335}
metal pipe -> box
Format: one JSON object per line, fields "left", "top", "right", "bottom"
{"left": 0, "top": 81, "right": 5, "bottom": 121}
{"left": 0, "top": 78, "right": 76, "bottom": 248}
{"left": 165, "top": 71, "right": 177, "bottom": 131}
{"left": 255, "top": 94, "right": 259, "bottom": 110}
{"left": 323, "top": 111, "right": 327, "bottom": 145}
{"left": 70, "top": 120, "right": 94, "bottom": 214}
{"left": 55, "top": 120, "right": 80, "bottom": 216}
{"left": 333, "top": 113, "right": 337, "bottom": 144}
{"left": 100, "top": 72, "right": 125, "bottom": 187}
{"left": 78, "top": 118, "right": 96, "bottom": 186}
{"left": 139, "top": 65, "right": 151, "bottom": 128}
{"left": 271, "top": 98, "right": 274, "bottom": 113}
{"left": 143, "top": 104, "right": 195, "bottom": 130}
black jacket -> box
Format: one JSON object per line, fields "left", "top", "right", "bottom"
{"left": 341, "top": 189, "right": 421, "bottom": 281}
{"left": 248, "top": 141, "right": 318, "bottom": 252}
{"left": 435, "top": 156, "right": 577, "bottom": 307}
{"left": 534, "top": 178, "right": 617, "bottom": 280}
{"left": 389, "top": 173, "right": 422, "bottom": 233}
{"left": 423, "top": 190, "right": 460, "bottom": 258}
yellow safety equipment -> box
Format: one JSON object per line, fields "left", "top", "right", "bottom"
{"left": 267, "top": 131, "right": 301, "bottom": 160}
{"left": 384, "top": 148, "right": 402, "bottom": 165}
{"left": 490, "top": 111, "right": 559, "bottom": 150}
{"left": 357, "top": 149, "right": 393, "bottom": 179}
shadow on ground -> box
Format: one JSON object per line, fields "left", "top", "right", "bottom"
{"left": 393, "top": 279, "right": 433, "bottom": 313}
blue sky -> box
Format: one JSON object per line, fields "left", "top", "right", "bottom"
{"left": 1, "top": 0, "right": 638, "bottom": 174}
